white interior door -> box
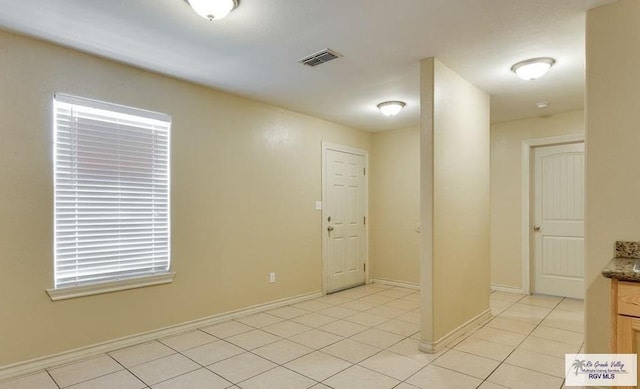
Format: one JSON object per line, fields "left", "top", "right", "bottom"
{"left": 324, "top": 147, "right": 367, "bottom": 293}
{"left": 533, "top": 142, "right": 584, "bottom": 298}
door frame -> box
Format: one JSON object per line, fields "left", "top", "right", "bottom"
{"left": 321, "top": 142, "right": 369, "bottom": 295}
{"left": 520, "top": 134, "right": 584, "bottom": 295}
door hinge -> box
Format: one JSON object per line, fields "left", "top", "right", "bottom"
{"left": 363, "top": 167, "right": 366, "bottom": 176}
{"left": 364, "top": 263, "right": 366, "bottom": 272}
{"left": 363, "top": 216, "right": 366, "bottom": 225}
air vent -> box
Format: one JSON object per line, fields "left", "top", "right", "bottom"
{"left": 298, "top": 48, "right": 342, "bottom": 67}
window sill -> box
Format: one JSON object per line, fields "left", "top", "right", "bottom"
{"left": 46, "top": 272, "right": 176, "bottom": 301}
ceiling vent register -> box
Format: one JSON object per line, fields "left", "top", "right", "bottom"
{"left": 298, "top": 48, "right": 342, "bottom": 67}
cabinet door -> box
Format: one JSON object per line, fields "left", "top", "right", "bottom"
{"left": 616, "top": 315, "right": 640, "bottom": 388}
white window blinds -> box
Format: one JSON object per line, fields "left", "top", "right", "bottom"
{"left": 53, "top": 93, "right": 171, "bottom": 289}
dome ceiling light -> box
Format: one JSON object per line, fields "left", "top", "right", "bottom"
{"left": 511, "top": 57, "right": 556, "bottom": 80}
{"left": 377, "top": 101, "right": 406, "bottom": 117}
{"left": 185, "top": 0, "right": 239, "bottom": 21}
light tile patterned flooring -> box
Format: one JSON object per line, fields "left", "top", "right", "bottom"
{"left": 0, "top": 284, "right": 584, "bottom": 389}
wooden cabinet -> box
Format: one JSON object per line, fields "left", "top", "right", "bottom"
{"left": 615, "top": 316, "right": 640, "bottom": 389}
{"left": 611, "top": 279, "right": 640, "bottom": 388}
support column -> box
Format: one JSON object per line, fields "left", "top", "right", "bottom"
{"left": 419, "top": 58, "right": 491, "bottom": 352}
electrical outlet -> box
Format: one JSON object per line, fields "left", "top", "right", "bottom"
{"left": 269, "top": 272, "right": 276, "bottom": 283}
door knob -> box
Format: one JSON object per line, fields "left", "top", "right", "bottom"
{"left": 533, "top": 225, "right": 541, "bottom": 231}
{"left": 328, "top": 226, "right": 334, "bottom": 232}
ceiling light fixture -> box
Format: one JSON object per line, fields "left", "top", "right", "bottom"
{"left": 536, "top": 101, "right": 550, "bottom": 109}
{"left": 185, "top": 0, "right": 239, "bottom": 21}
{"left": 511, "top": 57, "right": 556, "bottom": 80}
{"left": 377, "top": 101, "right": 406, "bottom": 117}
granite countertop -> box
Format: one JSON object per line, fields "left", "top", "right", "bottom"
{"left": 602, "top": 257, "right": 640, "bottom": 282}
{"left": 602, "top": 241, "right": 640, "bottom": 282}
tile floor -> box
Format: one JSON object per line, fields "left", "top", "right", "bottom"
{"left": 0, "top": 284, "right": 584, "bottom": 389}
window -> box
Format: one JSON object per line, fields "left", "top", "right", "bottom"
{"left": 48, "top": 94, "right": 173, "bottom": 300}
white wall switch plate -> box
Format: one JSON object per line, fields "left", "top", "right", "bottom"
{"left": 315, "top": 201, "right": 322, "bottom": 210}
{"left": 269, "top": 272, "right": 276, "bottom": 283}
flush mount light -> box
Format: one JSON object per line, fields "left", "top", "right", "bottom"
{"left": 185, "top": 0, "right": 239, "bottom": 21}
{"left": 377, "top": 101, "right": 406, "bottom": 117}
{"left": 536, "top": 101, "right": 550, "bottom": 109}
{"left": 511, "top": 57, "right": 556, "bottom": 80}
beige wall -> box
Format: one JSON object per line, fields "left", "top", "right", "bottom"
{"left": 490, "top": 111, "right": 585, "bottom": 290}
{"left": 370, "top": 127, "right": 420, "bottom": 285}
{"left": 585, "top": 0, "right": 640, "bottom": 353}
{"left": 0, "top": 30, "right": 372, "bottom": 366}
{"left": 420, "top": 58, "right": 490, "bottom": 344}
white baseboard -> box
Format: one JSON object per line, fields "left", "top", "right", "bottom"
{"left": 370, "top": 278, "right": 420, "bottom": 290}
{"left": 0, "top": 290, "right": 322, "bottom": 382}
{"left": 490, "top": 284, "right": 525, "bottom": 295}
{"left": 418, "top": 308, "right": 492, "bottom": 354}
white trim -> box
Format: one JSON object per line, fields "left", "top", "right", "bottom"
{"left": 321, "top": 142, "right": 369, "bottom": 294}
{"left": 322, "top": 142, "right": 369, "bottom": 158}
{"left": 371, "top": 278, "right": 420, "bottom": 290}
{"left": 418, "top": 308, "right": 492, "bottom": 353}
{"left": 0, "top": 290, "right": 322, "bottom": 382}
{"left": 46, "top": 272, "right": 176, "bottom": 301}
{"left": 490, "top": 284, "right": 525, "bottom": 295}
{"left": 521, "top": 134, "right": 584, "bottom": 295}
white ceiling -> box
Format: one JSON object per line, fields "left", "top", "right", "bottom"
{"left": 0, "top": 0, "right": 616, "bottom": 131}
